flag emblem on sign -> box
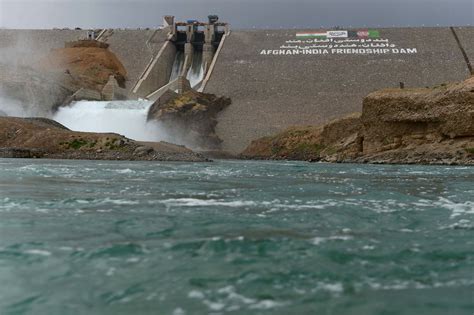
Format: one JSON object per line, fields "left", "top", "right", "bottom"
{"left": 296, "top": 30, "right": 380, "bottom": 39}
{"left": 296, "top": 32, "right": 328, "bottom": 39}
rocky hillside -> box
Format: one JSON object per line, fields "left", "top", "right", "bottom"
{"left": 0, "top": 117, "right": 207, "bottom": 161}
{"left": 38, "top": 40, "right": 127, "bottom": 93}
{"left": 0, "top": 40, "right": 128, "bottom": 117}
{"left": 242, "top": 77, "right": 474, "bottom": 165}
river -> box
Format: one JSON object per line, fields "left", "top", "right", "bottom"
{"left": 0, "top": 159, "right": 472, "bottom": 314}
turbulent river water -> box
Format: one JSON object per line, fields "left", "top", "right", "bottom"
{"left": 0, "top": 159, "right": 473, "bottom": 315}
{"left": 53, "top": 100, "right": 162, "bottom": 142}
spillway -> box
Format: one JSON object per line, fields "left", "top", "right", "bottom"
{"left": 168, "top": 49, "right": 205, "bottom": 88}
{"left": 186, "top": 50, "right": 205, "bottom": 88}
{"left": 169, "top": 51, "right": 185, "bottom": 82}
{"left": 54, "top": 100, "right": 162, "bottom": 142}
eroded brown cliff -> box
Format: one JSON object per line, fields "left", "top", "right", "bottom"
{"left": 242, "top": 77, "right": 474, "bottom": 165}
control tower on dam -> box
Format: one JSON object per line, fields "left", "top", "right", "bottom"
{"left": 203, "top": 27, "right": 474, "bottom": 153}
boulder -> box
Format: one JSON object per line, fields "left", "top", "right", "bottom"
{"left": 147, "top": 89, "right": 231, "bottom": 150}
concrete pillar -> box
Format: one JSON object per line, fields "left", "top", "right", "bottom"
{"left": 163, "top": 15, "right": 174, "bottom": 27}
{"left": 204, "top": 24, "right": 215, "bottom": 44}
{"left": 186, "top": 24, "right": 195, "bottom": 43}
{"left": 177, "top": 76, "right": 191, "bottom": 94}
{"left": 164, "top": 16, "right": 176, "bottom": 39}
{"left": 202, "top": 43, "right": 215, "bottom": 73}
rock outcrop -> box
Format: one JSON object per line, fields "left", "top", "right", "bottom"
{"left": 0, "top": 40, "right": 128, "bottom": 117}
{"left": 147, "top": 88, "right": 231, "bottom": 150}
{"left": 242, "top": 77, "right": 474, "bottom": 165}
{"left": 38, "top": 40, "right": 127, "bottom": 95}
{"left": 0, "top": 117, "right": 207, "bottom": 161}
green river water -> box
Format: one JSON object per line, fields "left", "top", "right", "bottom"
{"left": 0, "top": 159, "right": 473, "bottom": 314}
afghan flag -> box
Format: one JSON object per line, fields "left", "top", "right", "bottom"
{"left": 296, "top": 32, "right": 327, "bottom": 39}
{"left": 368, "top": 30, "right": 380, "bottom": 38}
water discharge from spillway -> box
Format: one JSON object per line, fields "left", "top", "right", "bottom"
{"left": 169, "top": 51, "right": 185, "bottom": 82}
{"left": 53, "top": 100, "right": 168, "bottom": 142}
{"left": 169, "top": 50, "right": 204, "bottom": 88}
{"left": 186, "top": 50, "right": 204, "bottom": 88}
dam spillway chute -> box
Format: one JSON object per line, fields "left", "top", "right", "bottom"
{"left": 169, "top": 51, "right": 185, "bottom": 82}
{"left": 186, "top": 50, "right": 205, "bottom": 88}
{"left": 169, "top": 49, "right": 204, "bottom": 88}
{"left": 132, "top": 16, "right": 229, "bottom": 99}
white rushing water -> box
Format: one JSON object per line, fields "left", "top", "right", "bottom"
{"left": 169, "top": 50, "right": 205, "bottom": 88}
{"left": 54, "top": 100, "right": 164, "bottom": 141}
{"left": 186, "top": 51, "right": 204, "bottom": 88}
{"left": 169, "top": 51, "right": 185, "bottom": 82}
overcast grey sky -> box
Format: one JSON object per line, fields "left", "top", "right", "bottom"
{"left": 0, "top": 0, "right": 473, "bottom": 29}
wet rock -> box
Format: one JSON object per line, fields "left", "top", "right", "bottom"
{"left": 147, "top": 88, "right": 231, "bottom": 151}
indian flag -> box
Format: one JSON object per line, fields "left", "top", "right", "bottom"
{"left": 296, "top": 32, "right": 327, "bottom": 39}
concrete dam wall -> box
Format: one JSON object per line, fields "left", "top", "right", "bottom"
{"left": 1, "top": 26, "right": 473, "bottom": 153}
{"left": 204, "top": 27, "right": 474, "bottom": 153}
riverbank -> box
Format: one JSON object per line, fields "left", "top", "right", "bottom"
{"left": 0, "top": 117, "right": 207, "bottom": 161}
{"left": 242, "top": 77, "right": 474, "bottom": 165}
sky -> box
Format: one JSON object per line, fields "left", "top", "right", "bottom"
{"left": 0, "top": 0, "right": 473, "bottom": 29}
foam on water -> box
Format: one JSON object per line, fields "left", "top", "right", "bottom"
{"left": 54, "top": 100, "right": 164, "bottom": 141}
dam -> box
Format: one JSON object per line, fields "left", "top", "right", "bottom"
{"left": 0, "top": 18, "right": 473, "bottom": 153}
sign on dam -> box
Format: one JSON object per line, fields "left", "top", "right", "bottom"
{"left": 204, "top": 27, "right": 474, "bottom": 153}
{"left": 260, "top": 29, "right": 418, "bottom": 56}
{"left": 0, "top": 25, "right": 472, "bottom": 153}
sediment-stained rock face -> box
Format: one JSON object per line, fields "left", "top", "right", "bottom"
{"left": 242, "top": 77, "right": 474, "bottom": 165}
{"left": 361, "top": 77, "right": 474, "bottom": 153}
{"left": 38, "top": 40, "right": 127, "bottom": 93}
{"left": 147, "top": 89, "right": 231, "bottom": 150}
